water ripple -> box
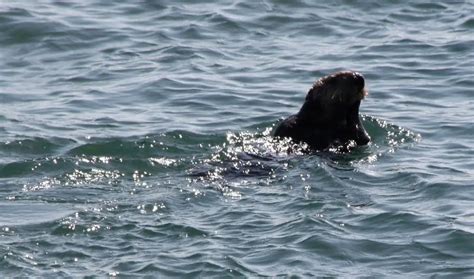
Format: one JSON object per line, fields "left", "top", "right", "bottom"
{"left": 1, "top": 0, "right": 473, "bottom": 277}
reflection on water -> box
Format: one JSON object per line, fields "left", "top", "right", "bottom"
{"left": 0, "top": 0, "right": 473, "bottom": 277}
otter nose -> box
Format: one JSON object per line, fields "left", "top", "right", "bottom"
{"left": 353, "top": 72, "right": 365, "bottom": 91}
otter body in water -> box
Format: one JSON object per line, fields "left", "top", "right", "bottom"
{"left": 273, "top": 71, "right": 371, "bottom": 151}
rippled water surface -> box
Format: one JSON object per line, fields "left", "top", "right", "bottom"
{"left": 1, "top": 0, "right": 473, "bottom": 277}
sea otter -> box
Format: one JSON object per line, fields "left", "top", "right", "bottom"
{"left": 273, "top": 71, "right": 371, "bottom": 151}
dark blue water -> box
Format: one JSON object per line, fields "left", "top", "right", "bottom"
{"left": 1, "top": 0, "right": 473, "bottom": 277}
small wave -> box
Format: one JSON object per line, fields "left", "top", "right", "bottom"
{"left": 5, "top": 116, "right": 419, "bottom": 199}
{"left": 184, "top": 116, "right": 420, "bottom": 198}
{"left": 0, "top": 7, "right": 67, "bottom": 45}
{"left": 0, "top": 201, "right": 74, "bottom": 227}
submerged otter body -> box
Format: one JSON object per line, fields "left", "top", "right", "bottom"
{"left": 273, "top": 71, "right": 371, "bottom": 151}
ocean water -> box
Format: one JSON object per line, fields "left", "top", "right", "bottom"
{"left": 1, "top": 0, "right": 473, "bottom": 277}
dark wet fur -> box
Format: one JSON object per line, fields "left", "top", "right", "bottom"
{"left": 273, "top": 71, "right": 371, "bottom": 151}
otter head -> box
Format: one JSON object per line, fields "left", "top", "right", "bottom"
{"left": 306, "top": 71, "right": 367, "bottom": 107}
{"left": 298, "top": 71, "right": 368, "bottom": 126}
{"left": 273, "top": 71, "right": 371, "bottom": 150}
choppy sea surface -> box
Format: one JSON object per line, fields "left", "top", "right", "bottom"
{"left": 1, "top": 0, "right": 473, "bottom": 277}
